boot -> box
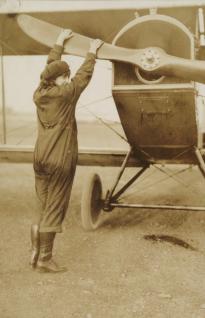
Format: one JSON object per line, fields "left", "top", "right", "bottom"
{"left": 30, "top": 224, "right": 40, "bottom": 269}
{"left": 36, "top": 232, "right": 67, "bottom": 273}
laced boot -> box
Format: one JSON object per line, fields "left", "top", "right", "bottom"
{"left": 30, "top": 224, "right": 40, "bottom": 269}
{"left": 37, "top": 232, "right": 67, "bottom": 273}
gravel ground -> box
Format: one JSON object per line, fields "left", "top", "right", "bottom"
{"left": 1, "top": 163, "right": 205, "bottom": 318}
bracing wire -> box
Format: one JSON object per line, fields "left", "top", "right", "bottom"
{"left": 6, "top": 123, "right": 36, "bottom": 136}
{"left": 153, "top": 164, "right": 191, "bottom": 187}
{"left": 120, "top": 165, "right": 194, "bottom": 201}
{"left": 16, "top": 126, "right": 37, "bottom": 145}
{"left": 78, "top": 97, "right": 128, "bottom": 143}
{"left": 77, "top": 95, "right": 112, "bottom": 110}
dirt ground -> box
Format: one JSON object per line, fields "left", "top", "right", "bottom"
{"left": 1, "top": 162, "right": 205, "bottom": 318}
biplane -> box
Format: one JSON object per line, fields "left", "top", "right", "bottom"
{"left": 1, "top": 0, "right": 205, "bottom": 230}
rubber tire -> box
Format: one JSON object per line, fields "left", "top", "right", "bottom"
{"left": 81, "top": 173, "right": 103, "bottom": 231}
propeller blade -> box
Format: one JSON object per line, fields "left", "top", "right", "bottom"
{"left": 156, "top": 53, "right": 205, "bottom": 84}
{"left": 17, "top": 14, "right": 205, "bottom": 84}
{"left": 17, "top": 14, "right": 142, "bottom": 64}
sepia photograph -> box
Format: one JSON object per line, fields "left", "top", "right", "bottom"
{"left": 1, "top": 0, "right": 205, "bottom": 317}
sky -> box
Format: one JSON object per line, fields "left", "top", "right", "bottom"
{"left": 3, "top": 54, "right": 120, "bottom": 121}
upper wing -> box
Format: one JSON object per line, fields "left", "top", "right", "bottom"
{"left": 0, "top": 4, "right": 204, "bottom": 56}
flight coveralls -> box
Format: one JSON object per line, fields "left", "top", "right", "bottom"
{"left": 33, "top": 45, "right": 96, "bottom": 233}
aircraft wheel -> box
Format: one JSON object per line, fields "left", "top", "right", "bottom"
{"left": 81, "top": 173, "right": 103, "bottom": 231}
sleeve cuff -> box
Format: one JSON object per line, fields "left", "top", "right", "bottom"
{"left": 87, "top": 52, "right": 96, "bottom": 58}
{"left": 53, "top": 44, "right": 64, "bottom": 54}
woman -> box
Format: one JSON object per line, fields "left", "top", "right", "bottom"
{"left": 31, "top": 29, "right": 103, "bottom": 273}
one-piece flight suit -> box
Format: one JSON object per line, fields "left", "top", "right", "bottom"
{"left": 33, "top": 45, "right": 96, "bottom": 233}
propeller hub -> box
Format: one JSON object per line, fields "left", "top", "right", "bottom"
{"left": 135, "top": 47, "right": 165, "bottom": 84}
{"left": 140, "top": 48, "right": 160, "bottom": 70}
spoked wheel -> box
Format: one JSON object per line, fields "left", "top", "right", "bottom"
{"left": 81, "top": 173, "right": 103, "bottom": 231}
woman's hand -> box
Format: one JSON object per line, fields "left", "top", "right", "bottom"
{"left": 89, "top": 39, "right": 104, "bottom": 55}
{"left": 56, "top": 29, "right": 73, "bottom": 46}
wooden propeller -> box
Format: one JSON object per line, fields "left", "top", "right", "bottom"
{"left": 17, "top": 14, "right": 205, "bottom": 84}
